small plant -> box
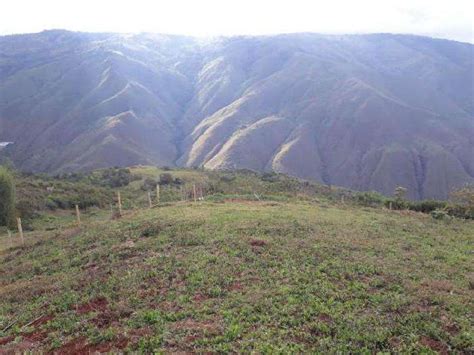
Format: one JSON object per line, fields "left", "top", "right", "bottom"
{"left": 430, "top": 209, "right": 449, "bottom": 220}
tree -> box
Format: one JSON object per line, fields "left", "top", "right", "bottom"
{"left": 394, "top": 186, "right": 407, "bottom": 200}
{"left": 392, "top": 186, "right": 408, "bottom": 209}
{"left": 0, "top": 166, "right": 15, "bottom": 228}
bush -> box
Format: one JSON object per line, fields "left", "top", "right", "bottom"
{"left": 385, "top": 199, "right": 408, "bottom": 210}
{"left": 16, "top": 199, "right": 39, "bottom": 220}
{"left": 98, "top": 168, "right": 133, "bottom": 188}
{"left": 220, "top": 175, "right": 236, "bottom": 183}
{"left": 159, "top": 173, "right": 174, "bottom": 185}
{"left": 0, "top": 166, "right": 16, "bottom": 228}
{"left": 408, "top": 200, "right": 447, "bottom": 213}
{"left": 431, "top": 209, "right": 449, "bottom": 220}
{"left": 445, "top": 204, "right": 474, "bottom": 220}
{"left": 261, "top": 172, "right": 280, "bottom": 183}
{"left": 355, "top": 191, "right": 385, "bottom": 207}
{"left": 141, "top": 178, "right": 157, "bottom": 191}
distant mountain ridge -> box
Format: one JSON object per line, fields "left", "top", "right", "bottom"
{"left": 0, "top": 30, "right": 473, "bottom": 199}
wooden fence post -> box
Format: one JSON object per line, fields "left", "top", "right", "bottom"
{"left": 147, "top": 191, "right": 152, "bottom": 208}
{"left": 117, "top": 191, "right": 122, "bottom": 217}
{"left": 389, "top": 201, "right": 393, "bottom": 210}
{"left": 7, "top": 229, "right": 12, "bottom": 248}
{"left": 17, "top": 217, "right": 24, "bottom": 245}
{"left": 75, "top": 204, "right": 81, "bottom": 226}
{"left": 193, "top": 184, "right": 197, "bottom": 203}
{"left": 156, "top": 184, "right": 160, "bottom": 204}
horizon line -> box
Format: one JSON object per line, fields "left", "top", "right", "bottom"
{"left": 1, "top": 28, "right": 472, "bottom": 44}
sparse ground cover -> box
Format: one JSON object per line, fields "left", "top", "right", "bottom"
{"left": 1, "top": 195, "right": 473, "bottom": 353}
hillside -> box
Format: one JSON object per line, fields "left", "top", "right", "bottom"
{"left": 0, "top": 167, "right": 473, "bottom": 353}
{"left": 0, "top": 31, "right": 473, "bottom": 199}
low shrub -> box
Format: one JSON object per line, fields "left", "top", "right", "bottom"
{"left": 355, "top": 191, "right": 386, "bottom": 207}
{"left": 431, "top": 209, "right": 450, "bottom": 220}
{"left": 408, "top": 200, "right": 447, "bottom": 213}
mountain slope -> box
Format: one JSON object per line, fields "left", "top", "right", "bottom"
{"left": 0, "top": 31, "right": 473, "bottom": 198}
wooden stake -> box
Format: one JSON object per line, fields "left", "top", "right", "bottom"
{"left": 193, "top": 184, "right": 197, "bottom": 203}
{"left": 17, "top": 217, "right": 24, "bottom": 245}
{"left": 156, "top": 184, "right": 160, "bottom": 204}
{"left": 75, "top": 204, "right": 81, "bottom": 226}
{"left": 147, "top": 191, "right": 152, "bottom": 208}
{"left": 389, "top": 201, "right": 393, "bottom": 210}
{"left": 199, "top": 185, "right": 204, "bottom": 200}
{"left": 117, "top": 191, "right": 122, "bottom": 217}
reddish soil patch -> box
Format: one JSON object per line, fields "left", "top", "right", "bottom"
{"left": 228, "top": 282, "right": 243, "bottom": 292}
{"left": 440, "top": 314, "right": 459, "bottom": 335}
{"left": 75, "top": 296, "right": 108, "bottom": 315}
{"left": 123, "top": 327, "right": 153, "bottom": 347}
{"left": 54, "top": 336, "right": 88, "bottom": 354}
{"left": 317, "top": 314, "right": 333, "bottom": 324}
{"left": 388, "top": 336, "right": 402, "bottom": 349}
{"left": 54, "top": 336, "right": 129, "bottom": 355}
{"left": 22, "top": 331, "right": 48, "bottom": 342}
{"left": 29, "top": 314, "right": 54, "bottom": 327}
{"left": 420, "top": 336, "right": 449, "bottom": 354}
{"left": 91, "top": 310, "right": 118, "bottom": 329}
{"left": 82, "top": 262, "right": 98, "bottom": 271}
{"left": 249, "top": 239, "right": 267, "bottom": 247}
{"left": 158, "top": 301, "right": 181, "bottom": 312}
{"left": 421, "top": 279, "right": 454, "bottom": 293}
{"left": 0, "top": 335, "right": 15, "bottom": 346}
{"left": 128, "top": 327, "right": 153, "bottom": 339}
{"left": 192, "top": 292, "right": 210, "bottom": 303}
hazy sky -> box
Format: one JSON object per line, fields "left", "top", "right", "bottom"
{"left": 1, "top": 0, "right": 473, "bottom": 43}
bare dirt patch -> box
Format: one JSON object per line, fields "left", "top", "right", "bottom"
{"left": 29, "top": 314, "right": 54, "bottom": 327}
{"left": 0, "top": 335, "right": 15, "bottom": 346}
{"left": 317, "top": 314, "right": 333, "bottom": 324}
{"left": 249, "top": 239, "right": 267, "bottom": 247}
{"left": 75, "top": 296, "right": 108, "bottom": 314}
{"left": 228, "top": 281, "right": 243, "bottom": 292}
{"left": 54, "top": 336, "right": 129, "bottom": 354}
{"left": 419, "top": 336, "right": 449, "bottom": 354}
{"left": 192, "top": 292, "right": 211, "bottom": 303}
{"left": 91, "top": 310, "right": 119, "bottom": 329}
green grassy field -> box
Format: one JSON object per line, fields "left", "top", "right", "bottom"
{"left": 0, "top": 200, "right": 474, "bottom": 353}
{"left": 1, "top": 188, "right": 473, "bottom": 353}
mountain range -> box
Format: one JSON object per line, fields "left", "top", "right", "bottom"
{"left": 0, "top": 30, "right": 473, "bottom": 199}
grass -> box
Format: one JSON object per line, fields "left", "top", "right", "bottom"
{"left": 1, "top": 195, "right": 473, "bottom": 353}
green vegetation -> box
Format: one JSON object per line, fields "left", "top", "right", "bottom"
{"left": 0, "top": 166, "right": 473, "bottom": 352}
{"left": 0, "top": 166, "right": 15, "bottom": 228}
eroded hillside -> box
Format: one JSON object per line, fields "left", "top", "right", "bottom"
{"left": 1, "top": 31, "right": 473, "bottom": 198}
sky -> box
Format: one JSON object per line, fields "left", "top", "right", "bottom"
{"left": 1, "top": 0, "right": 473, "bottom": 43}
